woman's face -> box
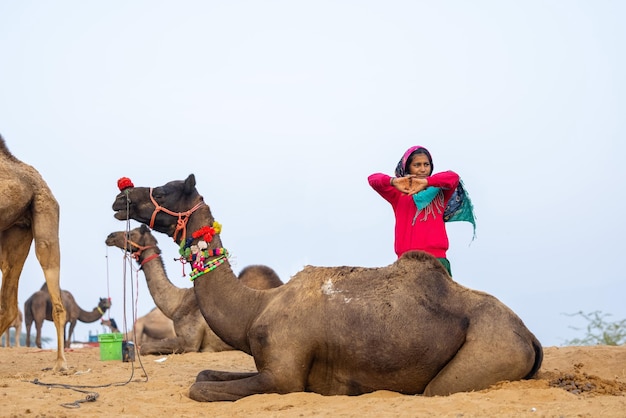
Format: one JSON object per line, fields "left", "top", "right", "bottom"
{"left": 407, "top": 154, "right": 431, "bottom": 178}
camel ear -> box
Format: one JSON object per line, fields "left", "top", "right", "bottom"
{"left": 140, "top": 224, "right": 150, "bottom": 234}
{"left": 184, "top": 174, "right": 196, "bottom": 194}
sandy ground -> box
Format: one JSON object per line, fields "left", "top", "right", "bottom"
{"left": 0, "top": 344, "right": 625, "bottom": 417}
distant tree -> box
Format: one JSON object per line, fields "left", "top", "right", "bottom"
{"left": 563, "top": 310, "right": 626, "bottom": 346}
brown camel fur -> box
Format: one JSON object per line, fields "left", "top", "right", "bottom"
{"left": 124, "top": 307, "right": 176, "bottom": 345}
{"left": 0, "top": 135, "right": 67, "bottom": 371}
{"left": 101, "top": 311, "right": 176, "bottom": 344}
{"left": 1, "top": 307, "right": 22, "bottom": 347}
{"left": 112, "top": 174, "right": 543, "bottom": 402}
{"left": 105, "top": 225, "right": 283, "bottom": 354}
{"left": 24, "top": 287, "right": 111, "bottom": 348}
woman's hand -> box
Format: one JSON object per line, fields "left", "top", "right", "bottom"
{"left": 392, "top": 176, "right": 428, "bottom": 195}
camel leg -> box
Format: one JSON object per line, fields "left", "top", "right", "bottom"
{"left": 195, "top": 370, "right": 258, "bottom": 382}
{"left": 422, "top": 333, "right": 536, "bottom": 396}
{"left": 138, "top": 337, "right": 187, "bottom": 355}
{"left": 35, "top": 319, "right": 44, "bottom": 349}
{"left": 14, "top": 321, "right": 20, "bottom": 347}
{"left": 0, "top": 226, "right": 31, "bottom": 338}
{"left": 25, "top": 319, "right": 32, "bottom": 347}
{"left": 31, "top": 202, "right": 67, "bottom": 371}
{"left": 189, "top": 371, "right": 292, "bottom": 402}
{"left": 65, "top": 320, "right": 76, "bottom": 348}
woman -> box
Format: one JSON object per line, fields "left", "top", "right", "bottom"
{"left": 368, "top": 145, "right": 461, "bottom": 276}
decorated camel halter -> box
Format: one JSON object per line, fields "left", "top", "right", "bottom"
{"left": 117, "top": 177, "right": 229, "bottom": 280}
{"left": 176, "top": 222, "right": 229, "bottom": 281}
{"left": 148, "top": 187, "right": 205, "bottom": 243}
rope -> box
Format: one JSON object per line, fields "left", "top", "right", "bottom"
{"left": 28, "top": 378, "right": 101, "bottom": 408}
{"left": 148, "top": 187, "right": 205, "bottom": 242}
{"left": 40, "top": 190, "right": 153, "bottom": 409}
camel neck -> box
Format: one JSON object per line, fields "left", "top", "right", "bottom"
{"left": 139, "top": 248, "right": 189, "bottom": 318}
{"left": 192, "top": 259, "right": 265, "bottom": 354}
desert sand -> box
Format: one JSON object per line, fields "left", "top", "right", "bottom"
{"left": 1, "top": 344, "right": 625, "bottom": 417}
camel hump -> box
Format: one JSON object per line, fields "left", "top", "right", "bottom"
{"left": 398, "top": 250, "right": 450, "bottom": 274}
{"left": 238, "top": 265, "right": 283, "bottom": 289}
{"left": 0, "top": 135, "right": 19, "bottom": 161}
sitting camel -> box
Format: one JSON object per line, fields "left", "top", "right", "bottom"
{"left": 1, "top": 307, "right": 23, "bottom": 347}
{"left": 0, "top": 135, "right": 67, "bottom": 371}
{"left": 101, "top": 313, "right": 175, "bottom": 346}
{"left": 112, "top": 174, "right": 543, "bottom": 401}
{"left": 105, "top": 225, "right": 283, "bottom": 354}
{"left": 24, "top": 285, "right": 111, "bottom": 348}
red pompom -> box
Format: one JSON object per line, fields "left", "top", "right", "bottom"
{"left": 117, "top": 177, "right": 134, "bottom": 191}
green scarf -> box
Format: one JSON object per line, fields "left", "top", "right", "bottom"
{"left": 412, "top": 180, "right": 477, "bottom": 241}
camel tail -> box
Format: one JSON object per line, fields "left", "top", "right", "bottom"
{"left": 523, "top": 337, "right": 543, "bottom": 380}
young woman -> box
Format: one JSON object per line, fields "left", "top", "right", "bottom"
{"left": 368, "top": 145, "right": 460, "bottom": 276}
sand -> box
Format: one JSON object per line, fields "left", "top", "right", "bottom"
{"left": 1, "top": 344, "right": 625, "bottom": 417}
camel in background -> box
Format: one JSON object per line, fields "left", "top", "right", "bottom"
{"left": 0, "top": 135, "right": 66, "bottom": 371}
{"left": 1, "top": 307, "right": 22, "bottom": 347}
{"left": 102, "top": 312, "right": 170, "bottom": 344}
{"left": 24, "top": 285, "right": 111, "bottom": 348}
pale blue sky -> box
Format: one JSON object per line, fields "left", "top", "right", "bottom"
{"left": 1, "top": 1, "right": 624, "bottom": 348}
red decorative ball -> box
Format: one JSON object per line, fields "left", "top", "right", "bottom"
{"left": 117, "top": 177, "right": 134, "bottom": 191}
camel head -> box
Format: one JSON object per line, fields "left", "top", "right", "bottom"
{"left": 98, "top": 297, "right": 112, "bottom": 312}
{"left": 105, "top": 224, "right": 160, "bottom": 257}
{"left": 112, "top": 174, "right": 207, "bottom": 239}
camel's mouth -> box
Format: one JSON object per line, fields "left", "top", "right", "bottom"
{"left": 112, "top": 195, "right": 131, "bottom": 220}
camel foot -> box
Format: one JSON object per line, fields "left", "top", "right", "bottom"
{"left": 52, "top": 359, "right": 68, "bottom": 373}
{"left": 195, "top": 369, "right": 258, "bottom": 382}
{"left": 189, "top": 382, "right": 235, "bottom": 402}
{"left": 189, "top": 371, "right": 280, "bottom": 402}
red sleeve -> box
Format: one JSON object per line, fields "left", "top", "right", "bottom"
{"left": 368, "top": 173, "right": 400, "bottom": 205}
{"left": 426, "top": 171, "right": 460, "bottom": 202}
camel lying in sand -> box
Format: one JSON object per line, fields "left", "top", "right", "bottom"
{"left": 101, "top": 311, "right": 176, "bottom": 346}
{"left": 112, "top": 174, "right": 542, "bottom": 401}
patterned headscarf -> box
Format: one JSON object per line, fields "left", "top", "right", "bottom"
{"left": 395, "top": 146, "right": 433, "bottom": 177}
{"left": 395, "top": 145, "right": 476, "bottom": 240}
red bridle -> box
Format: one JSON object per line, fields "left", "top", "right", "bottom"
{"left": 148, "top": 187, "right": 205, "bottom": 242}
{"left": 126, "top": 239, "right": 160, "bottom": 267}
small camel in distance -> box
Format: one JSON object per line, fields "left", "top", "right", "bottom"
{"left": 101, "top": 311, "right": 176, "bottom": 346}
{"left": 24, "top": 285, "right": 111, "bottom": 348}
{"left": 125, "top": 307, "right": 176, "bottom": 346}
{"left": 112, "top": 174, "right": 542, "bottom": 401}
{"left": 105, "top": 225, "right": 283, "bottom": 354}
{"left": 1, "top": 307, "right": 23, "bottom": 347}
{"left": 0, "top": 135, "right": 67, "bottom": 371}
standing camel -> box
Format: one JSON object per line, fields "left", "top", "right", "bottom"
{"left": 1, "top": 307, "right": 22, "bottom": 347}
{"left": 24, "top": 287, "right": 111, "bottom": 348}
{"left": 0, "top": 135, "right": 66, "bottom": 370}
{"left": 105, "top": 225, "right": 282, "bottom": 354}
{"left": 112, "top": 174, "right": 542, "bottom": 401}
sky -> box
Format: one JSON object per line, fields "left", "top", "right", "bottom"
{"left": 1, "top": 1, "right": 624, "bottom": 348}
